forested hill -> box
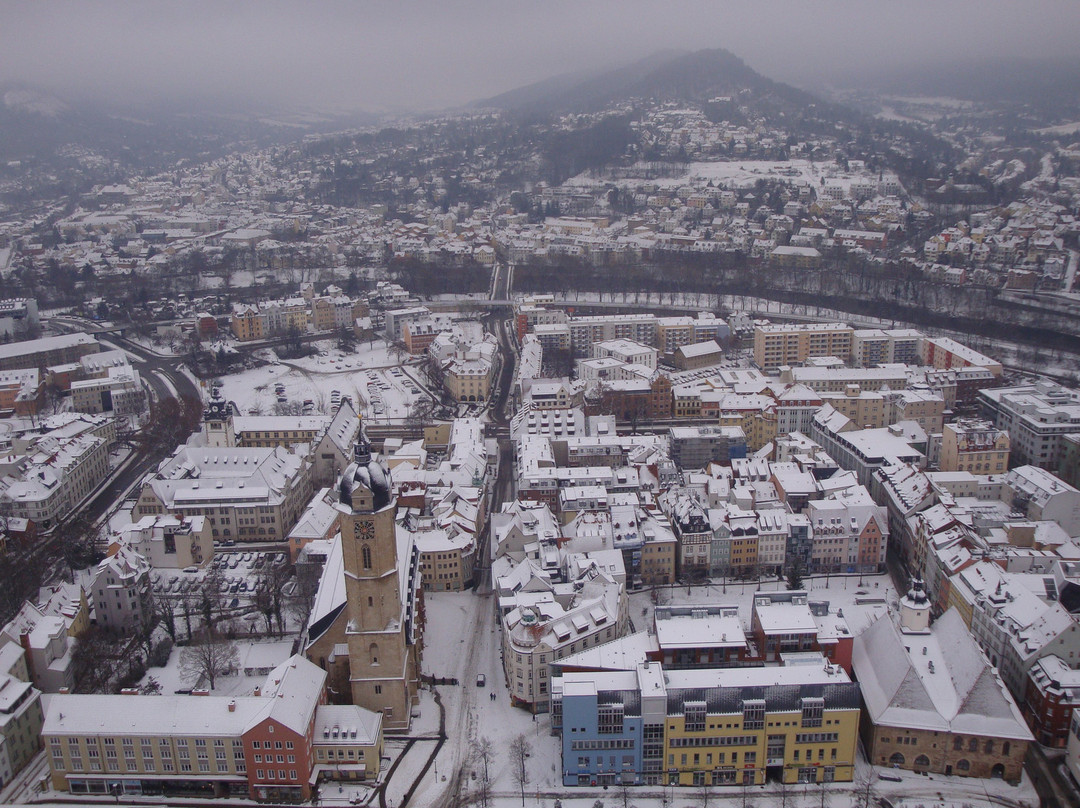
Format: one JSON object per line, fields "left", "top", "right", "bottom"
{"left": 479, "top": 48, "right": 840, "bottom": 119}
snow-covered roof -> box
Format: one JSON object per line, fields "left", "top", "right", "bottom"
{"left": 852, "top": 609, "right": 1032, "bottom": 740}
{"left": 552, "top": 631, "right": 659, "bottom": 672}
{"left": 654, "top": 605, "right": 746, "bottom": 650}
{"left": 43, "top": 654, "right": 326, "bottom": 738}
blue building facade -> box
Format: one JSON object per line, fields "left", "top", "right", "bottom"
{"left": 553, "top": 663, "right": 668, "bottom": 786}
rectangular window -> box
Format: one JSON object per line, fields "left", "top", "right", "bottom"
{"left": 684, "top": 701, "right": 707, "bottom": 733}
{"left": 598, "top": 705, "right": 625, "bottom": 735}
{"left": 742, "top": 699, "right": 765, "bottom": 731}
{"left": 801, "top": 698, "right": 824, "bottom": 728}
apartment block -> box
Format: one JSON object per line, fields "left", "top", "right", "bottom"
{"left": 980, "top": 381, "right": 1080, "bottom": 469}
{"left": 119, "top": 514, "right": 213, "bottom": 569}
{"left": 569, "top": 314, "right": 658, "bottom": 358}
{"left": 753, "top": 323, "right": 853, "bottom": 371}
{"left": 851, "top": 329, "right": 921, "bottom": 367}
{"left": 939, "top": 419, "right": 1010, "bottom": 474}
{"left": 921, "top": 336, "right": 1003, "bottom": 377}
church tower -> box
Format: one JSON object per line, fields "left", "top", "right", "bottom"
{"left": 899, "top": 577, "right": 931, "bottom": 633}
{"left": 336, "top": 428, "right": 422, "bottom": 730}
{"left": 202, "top": 392, "right": 236, "bottom": 447}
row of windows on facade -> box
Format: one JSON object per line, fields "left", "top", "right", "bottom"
{"left": 884, "top": 735, "right": 1011, "bottom": 755}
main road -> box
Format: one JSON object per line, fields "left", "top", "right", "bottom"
{"left": 46, "top": 316, "right": 201, "bottom": 404}
{"left": 44, "top": 316, "right": 204, "bottom": 526}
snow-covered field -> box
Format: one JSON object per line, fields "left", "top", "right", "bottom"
{"left": 1034, "top": 121, "right": 1080, "bottom": 136}
{"left": 214, "top": 339, "right": 431, "bottom": 420}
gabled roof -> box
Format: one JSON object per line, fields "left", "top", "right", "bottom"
{"left": 852, "top": 609, "right": 1032, "bottom": 740}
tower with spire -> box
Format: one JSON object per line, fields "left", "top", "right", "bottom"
{"left": 335, "top": 424, "right": 422, "bottom": 730}
{"left": 898, "top": 576, "right": 931, "bottom": 633}
{"left": 202, "top": 390, "right": 236, "bottom": 447}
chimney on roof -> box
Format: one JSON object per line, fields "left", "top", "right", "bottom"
{"left": 228, "top": 699, "right": 236, "bottom": 712}
{"left": 254, "top": 686, "right": 262, "bottom": 697}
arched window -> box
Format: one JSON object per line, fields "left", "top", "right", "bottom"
{"left": 367, "top": 596, "right": 374, "bottom": 607}
{"left": 968, "top": 738, "right": 978, "bottom": 752}
{"left": 984, "top": 740, "right": 994, "bottom": 754}
{"left": 362, "top": 545, "right": 372, "bottom": 570}
{"left": 991, "top": 763, "right": 1005, "bottom": 779}
{"left": 1002, "top": 742, "right": 1010, "bottom": 756}
{"left": 953, "top": 737, "right": 963, "bottom": 751}
{"left": 956, "top": 759, "right": 970, "bottom": 772}
{"left": 889, "top": 752, "right": 905, "bottom": 767}
{"left": 369, "top": 643, "right": 379, "bottom": 665}
{"left": 914, "top": 755, "right": 930, "bottom": 770}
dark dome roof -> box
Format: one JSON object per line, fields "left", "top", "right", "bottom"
{"left": 338, "top": 434, "right": 393, "bottom": 512}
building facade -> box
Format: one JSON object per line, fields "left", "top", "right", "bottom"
{"left": 553, "top": 657, "right": 859, "bottom": 787}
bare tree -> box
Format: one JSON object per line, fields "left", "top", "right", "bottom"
{"left": 153, "top": 591, "right": 177, "bottom": 643}
{"left": 508, "top": 734, "right": 532, "bottom": 807}
{"left": 177, "top": 588, "right": 197, "bottom": 642}
{"left": 253, "top": 579, "right": 276, "bottom": 635}
{"left": 421, "top": 352, "right": 446, "bottom": 392}
{"left": 475, "top": 736, "right": 494, "bottom": 808}
{"left": 254, "top": 559, "right": 292, "bottom": 635}
{"left": 818, "top": 777, "right": 830, "bottom": 808}
{"left": 699, "top": 779, "right": 711, "bottom": 808}
{"left": 389, "top": 339, "right": 409, "bottom": 364}
{"left": 618, "top": 780, "right": 635, "bottom": 808}
{"left": 196, "top": 567, "right": 228, "bottom": 634}
{"left": 179, "top": 628, "right": 239, "bottom": 690}
{"left": 54, "top": 511, "right": 104, "bottom": 576}
{"left": 119, "top": 394, "right": 203, "bottom": 457}
{"left": 404, "top": 396, "right": 436, "bottom": 433}
{"left": 140, "top": 675, "right": 161, "bottom": 695}
{"left": 0, "top": 540, "right": 48, "bottom": 626}
{"left": 71, "top": 626, "right": 121, "bottom": 693}
{"left": 852, "top": 766, "right": 878, "bottom": 808}
{"left": 289, "top": 561, "right": 321, "bottom": 631}
{"left": 273, "top": 400, "right": 306, "bottom": 416}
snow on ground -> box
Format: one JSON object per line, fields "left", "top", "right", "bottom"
{"left": 396, "top": 590, "right": 557, "bottom": 808}
{"left": 213, "top": 339, "right": 429, "bottom": 420}
{"left": 395, "top": 578, "right": 952, "bottom": 808}
{"left": 123, "top": 334, "right": 185, "bottom": 357}
{"left": 875, "top": 105, "right": 927, "bottom": 124}
{"left": 1033, "top": 121, "right": 1080, "bottom": 136}
{"left": 137, "top": 636, "right": 295, "bottom": 696}
{"left": 566, "top": 159, "right": 870, "bottom": 193}
{"left": 685, "top": 159, "right": 827, "bottom": 189}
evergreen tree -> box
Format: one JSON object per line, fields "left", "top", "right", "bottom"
{"left": 786, "top": 559, "right": 805, "bottom": 591}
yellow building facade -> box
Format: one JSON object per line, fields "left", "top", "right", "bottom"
{"left": 662, "top": 666, "right": 860, "bottom": 786}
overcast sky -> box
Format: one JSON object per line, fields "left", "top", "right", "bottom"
{"left": 3, "top": 0, "right": 1079, "bottom": 113}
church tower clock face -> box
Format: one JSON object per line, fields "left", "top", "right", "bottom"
{"left": 355, "top": 520, "right": 375, "bottom": 542}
